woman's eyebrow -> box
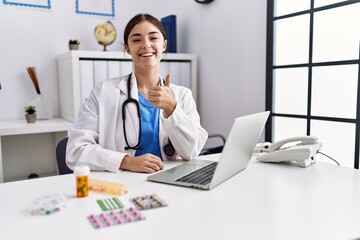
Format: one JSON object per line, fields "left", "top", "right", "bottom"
{"left": 130, "top": 31, "right": 160, "bottom": 39}
{"left": 130, "top": 33, "right": 141, "bottom": 38}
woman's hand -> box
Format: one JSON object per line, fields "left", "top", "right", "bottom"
{"left": 120, "top": 154, "right": 164, "bottom": 173}
{"left": 148, "top": 74, "right": 177, "bottom": 117}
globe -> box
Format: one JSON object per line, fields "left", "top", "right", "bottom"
{"left": 94, "top": 21, "right": 117, "bottom": 51}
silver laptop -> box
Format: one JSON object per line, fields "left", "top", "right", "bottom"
{"left": 147, "top": 111, "right": 270, "bottom": 190}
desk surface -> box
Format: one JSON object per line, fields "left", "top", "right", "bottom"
{"left": 1, "top": 155, "right": 360, "bottom": 240}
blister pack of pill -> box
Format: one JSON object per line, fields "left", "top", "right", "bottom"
{"left": 96, "top": 197, "right": 124, "bottom": 211}
{"left": 129, "top": 194, "right": 167, "bottom": 210}
{"left": 87, "top": 207, "right": 145, "bottom": 229}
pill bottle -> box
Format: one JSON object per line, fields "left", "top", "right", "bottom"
{"left": 74, "top": 165, "right": 90, "bottom": 198}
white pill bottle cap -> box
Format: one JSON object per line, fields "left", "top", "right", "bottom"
{"left": 74, "top": 165, "right": 90, "bottom": 176}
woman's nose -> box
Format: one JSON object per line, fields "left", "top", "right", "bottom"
{"left": 142, "top": 38, "right": 151, "bottom": 48}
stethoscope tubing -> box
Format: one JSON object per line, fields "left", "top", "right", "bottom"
{"left": 122, "top": 73, "right": 174, "bottom": 156}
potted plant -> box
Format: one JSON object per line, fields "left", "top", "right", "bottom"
{"left": 27, "top": 172, "right": 39, "bottom": 179}
{"left": 69, "top": 39, "right": 80, "bottom": 50}
{"left": 24, "top": 105, "right": 37, "bottom": 123}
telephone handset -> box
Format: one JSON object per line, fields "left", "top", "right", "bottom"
{"left": 255, "top": 136, "right": 322, "bottom": 167}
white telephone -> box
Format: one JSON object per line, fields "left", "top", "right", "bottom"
{"left": 255, "top": 136, "right": 323, "bottom": 167}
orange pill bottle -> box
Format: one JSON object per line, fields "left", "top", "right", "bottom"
{"left": 74, "top": 165, "right": 90, "bottom": 198}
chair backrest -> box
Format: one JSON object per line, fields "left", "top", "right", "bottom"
{"left": 56, "top": 137, "right": 73, "bottom": 175}
{"left": 200, "top": 134, "right": 226, "bottom": 155}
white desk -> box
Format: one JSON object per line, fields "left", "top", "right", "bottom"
{"left": 0, "top": 155, "right": 360, "bottom": 240}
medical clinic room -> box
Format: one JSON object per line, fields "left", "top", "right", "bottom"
{"left": 0, "top": 0, "right": 359, "bottom": 239}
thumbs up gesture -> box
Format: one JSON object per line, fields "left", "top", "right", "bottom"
{"left": 148, "top": 73, "right": 177, "bottom": 117}
{"left": 165, "top": 73, "right": 171, "bottom": 87}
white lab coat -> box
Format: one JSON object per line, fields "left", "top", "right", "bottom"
{"left": 66, "top": 74, "right": 208, "bottom": 172}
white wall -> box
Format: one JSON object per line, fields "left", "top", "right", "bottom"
{"left": 0, "top": 0, "right": 267, "bottom": 138}
{"left": 172, "top": 0, "right": 267, "bottom": 137}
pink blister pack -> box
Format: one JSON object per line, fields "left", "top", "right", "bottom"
{"left": 87, "top": 207, "right": 145, "bottom": 229}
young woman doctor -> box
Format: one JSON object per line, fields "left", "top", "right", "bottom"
{"left": 66, "top": 13, "right": 208, "bottom": 173}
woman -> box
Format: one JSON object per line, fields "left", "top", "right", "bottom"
{"left": 66, "top": 13, "right": 208, "bottom": 173}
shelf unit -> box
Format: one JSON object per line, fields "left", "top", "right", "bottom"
{"left": 0, "top": 118, "right": 73, "bottom": 183}
{"left": 57, "top": 50, "right": 197, "bottom": 122}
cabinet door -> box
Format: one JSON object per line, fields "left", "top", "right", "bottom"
{"left": 120, "top": 61, "right": 133, "bottom": 76}
{"left": 161, "top": 61, "right": 191, "bottom": 89}
{"left": 107, "top": 61, "right": 121, "bottom": 79}
{"left": 107, "top": 60, "right": 133, "bottom": 79}
{"left": 60, "top": 53, "right": 196, "bottom": 123}
{"left": 79, "top": 60, "right": 94, "bottom": 103}
{"left": 94, "top": 61, "right": 108, "bottom": 85}
{"left": 80, "top": 60, "right": 191, "bottom": 95}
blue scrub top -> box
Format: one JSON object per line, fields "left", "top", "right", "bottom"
{"left": 135, "top": 92, "right": 162, "bottom": 159}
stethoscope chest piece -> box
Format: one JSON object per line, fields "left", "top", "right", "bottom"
{"left": 164, "top": 140, "right": 175, "bottom": 156}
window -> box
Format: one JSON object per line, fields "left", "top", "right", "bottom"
{"left": 266, "top": 0, "right": 360, "bottom": 168}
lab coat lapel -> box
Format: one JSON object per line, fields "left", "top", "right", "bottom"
{"left": 159, "top": 108, "right": 167, "bottom": 159}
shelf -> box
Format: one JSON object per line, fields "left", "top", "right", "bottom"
{"left": 0, "top": 118, "right": 73, "bottom": 183}
{"left": 0, "top": 118, "right": 73, "bottom": 136}
{"left": 5, "top": 171, "right": 58, "bottom": 183}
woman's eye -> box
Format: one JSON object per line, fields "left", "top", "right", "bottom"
{"left": 151, "top": 37, "right": 158, "bottom": 41}
{"left": 132, "top": 39, "right": 141, "bottom": 43}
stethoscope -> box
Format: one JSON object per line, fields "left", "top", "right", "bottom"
{"left": 122, "top": 73, "right": 175, "bottom": 156}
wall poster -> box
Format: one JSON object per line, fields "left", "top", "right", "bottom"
{"left": 3, "top": 0, "right": 51, "bottom": 9}
{"left": 76, "top": 0, "right": 115, "bottom": 17}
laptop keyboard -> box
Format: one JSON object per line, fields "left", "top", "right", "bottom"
{"left": 175, "top": 162, "right": 218, "bottom": 185}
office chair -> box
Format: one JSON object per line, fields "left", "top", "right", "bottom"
{"left": 200, "top": 134, "right": 226, "bottom": 155}
{"left": 56, "top": 137, "right": 73, "bottom": 175}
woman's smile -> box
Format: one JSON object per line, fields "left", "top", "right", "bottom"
{"left": 139, "top": 52, "right": 155, "bottom": 57}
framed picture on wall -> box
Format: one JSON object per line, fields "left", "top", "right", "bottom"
{"left": 2, "top": 0, "right": 51, "bottom": 9}
{"left": 76, "top": 0, "right": 115, "bottom": 17}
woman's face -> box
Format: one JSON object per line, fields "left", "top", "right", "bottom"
{"left": 125, "top": 21, "right": 167, "bottom": 70}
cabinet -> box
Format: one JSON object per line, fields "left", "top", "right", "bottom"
{"left": 0, "top": 118, "right": 73, "bottom": 183}
{"left": 57, "top": 50, "right": 197, "bottom": 122}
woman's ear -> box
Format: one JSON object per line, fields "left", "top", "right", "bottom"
{"left": 163, "top": 40, "right": 167, "bottom": 52}
{"left": 124, "top": 44, "right": 130, "bottom": 54}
